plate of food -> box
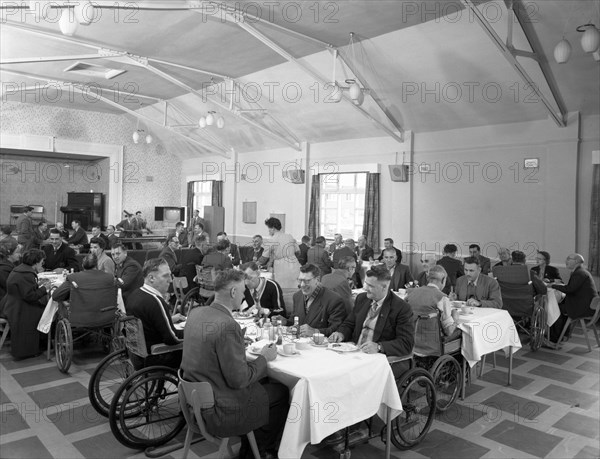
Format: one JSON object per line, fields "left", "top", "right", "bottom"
{"left": 327, "top": 343, "right": 359, "bottom": 353}
{"left": 233, "top": 311, "right": 256, "bottom": 320}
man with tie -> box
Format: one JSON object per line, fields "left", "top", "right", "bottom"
{"left": 455, "top": 256, "right": 502, "bottom": 309}
{"left": 287, "top": 264, "right": 346, "bottom": 337}
{"left": 468, "top": 244, "right": 491, "bottom": 275}
{"left": 125, "top": 258, "right": 186, "bottom": 370}
{"left": 42, "top": 229, "right": 80, "bottom": 272}
{"left": 240, "top": 261, "right": 286, "bottom": 319}
{"left": 329, "top": 264, "right": 415, "bottom": 377}
{"left": 382, "top": 248, "right": 413, "bottom": 290}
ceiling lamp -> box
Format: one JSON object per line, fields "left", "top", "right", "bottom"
{"left": 580, "top": 24, "right": 600, "bottom": 53}
{"left": 132, "top": 107, "right": 152, "bottom": 144}
{"left": 206, "top": 111, "right": 215, "bottom": 126}
{"left": 199, "top": 111, "right": 225, "bottom": 129}
{"left": 59, "top": 7, "right": 77, "bottom": 36}
{"left": 554, "top": 38, "right": 572, "bottom": 64}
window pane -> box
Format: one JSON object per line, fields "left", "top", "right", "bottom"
{"left": 318, "top": 173, "right": 366, "bottom": 240}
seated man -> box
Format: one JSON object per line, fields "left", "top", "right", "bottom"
{"left": 287, "top": 264, "right": 347, "bottom": 337}
{"left": 54, "top": 222, "right": 70, "bottom": 241}
{"left": 328, "top": 233, "right": 344, "bottom": 254}
{"left": 416, "top": 254, "right": 450, "bottom": 292}
{"left": 510, "top": 250, "right": 547, "bottom": 296}
{"left": 89, "top": 237, "right": 115, "bottom": 276}
{"left": 32, "top": 222, "right": 49, "bottom": 249}
{"left": 188, "top": 222, "right": 208, "bottom": 247}
{"left": 549, "top": 253, "right": 599, "bottom": 343}
{"left": 355, "top": 235, "right": 374, "bottom": 262}
{"left": 437, "top": 243, "right": 464, "bottom": 294}
{"left": 179, "top": 235, "right": 205, "bottom": 292}
{"left": 126, "top": 258, "right": 185, "bottom": 369}
{"left": 105, "top": 225, "right": 119, "bottom": 249}
{"left": 52, "top": 253, "right": 116, "bottom": 304}
{"left": 297, "top": 235, "right": 310, "bottom": 266}
{"left": 202, "top": 239, "right": 233, "bottom": 271}
{"left": 377, "top": 238, "right": 403, "bottom": 263}
{"left": 321, "top": 256, "right": 356, "bottom": 315}
{"left": 111, "top": 243, "right": 144, "bottom": 303}
{"left": 456, "top": 256, "right": 502, "bottom": 309}
{"left": 217, "top": 232, "right": 241, "bottom": 266}
{"left": 240, "top": 261, "right": 286, "bottom": 319}
{"left": 159, "top": 236, "right": 181, "bottom": 273}
{"left": 91, "top": 226, "right": 110, "bottom": 250}
{"left": 249, "top": 234, "right": 268, "bottom": 266}
{"left": 174, "top": 221, "right": 189, "bottom": 247}
{"left": 68, "top": 219, "right": 88, "bottom": 247}
{"left": 42, "top": 229, "right": 80, "bottom": 272}
{"left": 329, "top": 264, "right": 415, "bottom": 378}
{"left": 306, "top": 236, "right": 333, "bottom": 277}
{"left": 382, "top": 248, "right": 413, "bottom": 291}
{"left": 180, "top": 269, "right": 289, "bottom": 459}
{"left": 406, "top": 265, "right": 460, "bottom": 355}
{"left": 468, "top": 244, "right": 491, "bottom": 275}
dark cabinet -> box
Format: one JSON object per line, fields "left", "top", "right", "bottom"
{"left": 60, "top": 192, "right": 104, "bottom": 231}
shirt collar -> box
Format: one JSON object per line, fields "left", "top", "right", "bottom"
{"left": 142, "top": 283, "right": 163, "bottom": 297}
{"left": 305, "top": 284, "right": 322, "bottom": 302}
{"left": 469, "top": 275, "right": 480, "bottom": 286}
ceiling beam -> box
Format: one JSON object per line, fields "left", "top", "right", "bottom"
{"left": 1, "top": 52, "right": 122, "bottom": 65}
{"left": 223, "top": 10, "right": 404, "bottom": 143}
{"left": 461, "top": 0, "right": 566, "bottom": 127}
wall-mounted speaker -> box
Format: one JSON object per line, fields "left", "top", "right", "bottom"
{"left": 388, "top": 164, "right": 409, "bottom": 182}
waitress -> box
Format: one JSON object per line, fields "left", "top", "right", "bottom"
{"left": 264, "top": 217, "right": 301, "bottom": 290}
{"left": 2, "top": 249, "right": 50, "bottom": 360}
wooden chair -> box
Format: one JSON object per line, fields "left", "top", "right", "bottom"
{"left": 177, "top": 369, "right": 260, "bottom": 459}
{"left": 172, "top": 277, "right": 188, "bottom": 314}
{"left": 0, "top": 318, "right": 10, "bottom": 350}
{"left": 556, "top": 297, "right": 600, "bottom": 352}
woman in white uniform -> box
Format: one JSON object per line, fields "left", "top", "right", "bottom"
{"left": 264, "top": 217, "right": 301, "bottom": 290}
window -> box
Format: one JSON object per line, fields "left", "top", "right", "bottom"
{"left": 192, "top": 181, "right": 212, "bottom": 217}
{"left": 320, "top": 172, "right": 366, "bottom": 240}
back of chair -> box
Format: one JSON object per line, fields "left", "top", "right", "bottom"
{"left": 492, "top": 264, "right": 530, "bottom": 284}
{"left": 122, "top": 315, "right": 149, "bottom": 359}
{"left": 178, "top": 369, "right": 218, "bottom": 442}
{"left": 68, "top": 284, "right": 118, "bottom": 327}
{"left": 413, "top": 312, "right": 443, "bottom": 357}
{"left": 195, "top": 265, "right": 217, "bottom": 292}
{"left": 173, "top": 277, "right": 188, "bottom": 300}
{"left": 494, "top": 265, "right": 535, "bottom": 317}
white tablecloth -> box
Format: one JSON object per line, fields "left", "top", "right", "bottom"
{"left": 250, "top": 345, "right": 402, "bottom": 458}
{"left": 457, "top": 308, "right": 522, "bottom": 367}
{"left": 545, "top": 288, "right": 564, "bottom": 326}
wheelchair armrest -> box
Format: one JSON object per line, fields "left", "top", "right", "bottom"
{"left": 150, "top": 343, "right": 183, "bottom": 355}
{"left": 100, "top": 306, "right": 118, "bottom": 312}
{"left": 387, "top": 353, "right": 413, "bottom": 364}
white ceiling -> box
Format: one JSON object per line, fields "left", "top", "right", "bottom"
{"left": 1, "top": 0, "right": 599, "bottom": 159}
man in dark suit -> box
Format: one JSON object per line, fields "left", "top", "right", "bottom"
{"left": 321, "top": 256, "right": 356, "bottom": 315}
{"left": 126, "top": 258, "right": 185, "bottom": 369}
{"left": 328, "top": 233, "right": 344, "bottom": 254}
{"left": 468, "top": 244, "right": 491, "bottom": 275}
{"left": 188, "top": 209, "right": 205, "bottom": 233}
{"left": 179, "top": 235, "right": 205, "bottom": 292}
{"left": 54, "top": 222, "right": 70, "bottom": 241}
{"left": 180, "top": 269, "right": 288, "bottom": 458}
{"left": 240, "top": 261, "right": 286, "bottom": 318}
{"left": 416, "top": 254, "right": 450, "bottom": 291}
{"left": 105, "top": 225, "right": 119, "bottom": 249}
{"left": 455, "top": 256, "right": 502, "bottom": 309}
{"left": 111, "top": 243, "right": 144, "bottom": 303}
{"left": 174, "top": 222, "right": 189, "bottom": 248}
{"left": 356, "top": 235, "right": 374, "bottom": 261}
{"left": 287, "top": 264, "right": 346, "bottom": 337}
{"left": 31, "top": 222, "right": 49, "bottom": 249}
{"left": 68, "top": 219, "right": 88, "bottom": 247}
{"left": 306, "top": 236, "right": 333, "bottom": 277}
{"left": 202, "top": 239, "right": 233, "bottom": 271}
{"left": 91, "top": 226, "right": 110, "bottom": 250}
{"left": 549, "top": 253, "right": 599, "bottom": 342}
{"left": 42, "top": 229, "right": 80, "bottom": 272}
{"left": 297, "top": 235, "right": 310, "bottom": 266}
{"left": 159, "top": 236, "right": 180, "bottom": 273}
{"left": 437, "top": 243, "right": 464, "bottom": 293}
{"left": 377, "top": 238, "right": 403, "bottom": 263}
{"left": 330, "top": 264, "right": 415, "bottom": 378}
{"left": 382, "top": 248, "right": 414, "bottom": 291}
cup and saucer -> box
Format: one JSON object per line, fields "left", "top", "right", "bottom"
{"left": 310, "top": 333, "right": 328, "bottom": 347}
{"left": 278, "top": 343, "right": 301, "bottom": 357}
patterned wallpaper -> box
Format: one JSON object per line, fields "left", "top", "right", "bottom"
{"left": 0, "top": 101, "right": 182, "bottom": 229}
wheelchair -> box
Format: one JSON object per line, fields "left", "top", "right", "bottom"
{"left": 106, "top": 314, "right": 185, "bottom": 449}
{"left": 494, "top": 265, "right": 547, "bottom": 351}
{"left": 54, "top": 283, "right": 121, "bottom": 373}
{"left": 179, "top": 265, "right": 217, "bottom": 316}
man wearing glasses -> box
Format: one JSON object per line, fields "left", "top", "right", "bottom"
{"left": 42, "top": 229, "right": 80, "bottom": 272}
{"left": 286, "top": 264, "right": 346, "bottom": 337}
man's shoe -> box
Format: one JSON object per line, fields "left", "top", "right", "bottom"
{"left": 331, "top": 428, "right": 369, "bottom": 452}
{"left": 322, "top": 430, "right": 345, "bottom": 445}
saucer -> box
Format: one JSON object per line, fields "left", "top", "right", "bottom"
{"left": 311, "top": 342, "right": 328, "bottom": 348}
{"left": 459, "top": 311, "right": 474, "bottom": 315}
{"left": 277, "top": 349, "right": 300, "bottom": 357}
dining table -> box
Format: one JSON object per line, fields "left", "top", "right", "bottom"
{"left": 242, "top": 321, "right": 402, "bottom": 459}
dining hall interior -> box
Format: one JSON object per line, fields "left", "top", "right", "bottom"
{"left": 1, "top": 1, "right": 599, "bottom": 458}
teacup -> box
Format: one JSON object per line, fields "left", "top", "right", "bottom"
{"left": 294, "top": 338, "right": 311, "bottom": 350}
{"left": 283, "top": 343, "right": 296, "bottom": 355}
{"left": 461, "top": 306, "right": 475, "bottom": 314}
{"left": 312, "top": 333, "right": 325, "bottom": 345}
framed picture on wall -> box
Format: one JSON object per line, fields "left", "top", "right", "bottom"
{"left": 242, "top": 202, "right": 257, "bottom": 224}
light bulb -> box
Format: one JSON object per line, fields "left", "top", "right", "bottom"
{"left": 145, "top": 134, "right": 153, "bottom": 144}
{"left": 74, "top": 1, "right": 95, "bottom": 25}
{"left": 199, "top": 117, "right": 207, "bottom": 128}
{"left": 353, "top": 89, "right": 365, "bottom": 106}
{"left": 217, "top": 116, "right": 225, "bottom": 129}
{"left": 554, "top": 39, "right": 572, "bottom": 64}
{"left": 348, "top": 81, "right": 361, "bottom": 100}
{"left": 206, "top": 112, "right": 215, "bottom": 126}
{"left": 59, "top": 8, "right": 77, "bottom": 36}
{"left": 132, "top": 131, "right": 140, "bottom": 143}
{"left": 581, "top": 26, "right": 600, "bottom": 53}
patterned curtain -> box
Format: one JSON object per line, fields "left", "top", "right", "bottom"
{"left": 363, "top": 173, "right": 380, "bottom": 251}
{"left": 211, "top": 180, "right": 223, "bottom": 207}
{"left": 308, "top": 174, "right": 320, "bottom": 243}
{"left": 186, "top": 181, "right": 194, "bottom": 227}
{"left": 589, "top": 164, "right": 600, "bottom": 276}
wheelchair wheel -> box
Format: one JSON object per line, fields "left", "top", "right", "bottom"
{"left": 430, "top": 355, "right": 461, "bottom": 412}
{"left": 55, "top": 318, "right": 73, "bottom": 373}
{"left": 181, "top": 287, "right": 203, "bottom": 316}
{"left": 390, "top": 367, "right": 436, "bottom": 450}
{"left": 88, "top": 349, "right": 134, "bottom": 417}
{"left": 109, "top": 366, "right": 184, "bottom": 449}
{"left": 530, "top": 305, "right": 546, "bottom": 352}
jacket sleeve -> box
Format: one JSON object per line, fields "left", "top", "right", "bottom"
{"left": 553, "top": 270, "right": 587, "bottom": 295}
{"left": 51, "top": 281, "right": 71, "bottom": 301}
{"left": 120, "top": 263, "right": 141, "bottom": 291}
{"left": 319, "top": 294, "right": 347, "bottom": 336}
{"left": 336, "top": 301, "right": 359, "bottom": 340}
{"left": 380, "top": 301, "right": 414, "bottom": 357}
{"left": 18, "top": 275, "right": 47, "bottom": 305}
{"left": 150, "top": 299, "right": 184, "bottom": 345}
{"left": 216, "top": 324, "right": 267, "bottom": 389}
{"left": 66, "top": 249, "right": 81, "bottom": 272}
{"left": 480, "top": 278, "right": 503, "bottom": 309}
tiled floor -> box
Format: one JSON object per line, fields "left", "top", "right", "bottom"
{"left": 1, "top": 325, "right": 599, "bottom": 459}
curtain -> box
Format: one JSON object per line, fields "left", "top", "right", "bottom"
{"left": 308, "top": 174, "right": 320, "bottom": 243}
{"left": 363, "top": 173, "right": 380, "bottom": 251}
{"left": 589, "top": 164, "right": 600, "bottom": 276}
{"left": 211, "top": 180, "right": 223, "bottom": 207}
{"left": 186, "top": 181, "right": 194, "bottom": 227}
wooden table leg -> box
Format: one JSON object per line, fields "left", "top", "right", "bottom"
{"left": 385, "top": 406, "right": 392, "bottom": 459}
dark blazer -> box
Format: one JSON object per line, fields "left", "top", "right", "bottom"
{"left": 202, "top": 252, "right": 233, "bottom": 271}
{"left": 321, "top": 270, "right": 353, "bottom": 314}
{"left": 531, "top": 265, "right": 562, "bottom": 282}
{"left": 68, "top": 227, "right": 88, "bottom": 246}
{"left": 16, "top": 215, "right": 34, "bottom": 249}
{"left": 31, "top": 228, "right": 47, "bottom": 249}
{"left": 306, "top": 246, "right": 332, "bottom": 276}
{"left": 176, "top": 230, "right": 189, "bottom": 247}
{"left": 297, "top": 243, "right": 309, "bottom": 266}
{"left": 107, "top": 234, "right": 119, "bottom": 249}
{"left": 553, "top": 266, "right": 599, "bottom": 319}
{"left": 115, "top": 256, "right": 144, "bottom": 302}
{"left": 179, "top": 247, "right": 204, "bottom": 290}
{"left": 242, "top": 278, "right": 286, "bottom": 318}
{"left": 2, "top": 264, "right": 47, "bottom": 359}
{"left": 389, "top": 264, "right": 414, "bottom": 291}
{"left": 337, "top": 291, "right": 414, "bottom": 374}
{"left": 42, "top": 243, "right": 80, "bottom": 272}
{"left": 437, "top": 256, "right": 464, "bottom": 293}
{"left": 159, "top": 246, "right": 179, "bottom": 273}
{"left": 288, "top": 287, "right": 346, "bottom": 335}
{"left": 455, "top": 274, "right": 503, "bottom": 309}
{"left": 377, "top": 247, "right": 403, "bottom": 263}
{"left": 0, "top": 259, "right": 15, "bottom": 300}
{"left": 477, "top": 256, "right": 491, "bottom": 275}
{"left": 356, "top": 245, "right": 374, "bottom": 261}
{"left": 181, "top": 303, "right": 269, "bottom": 437}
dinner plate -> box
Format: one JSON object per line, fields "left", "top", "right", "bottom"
{"left": 311, "top": 341, "right": 329, "bottom": 348}
{"left": 327, "top": 343, "right": 359, "bottom": 352}
{"left": 459, "top": 311, "right": 474, "bottom": 315}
